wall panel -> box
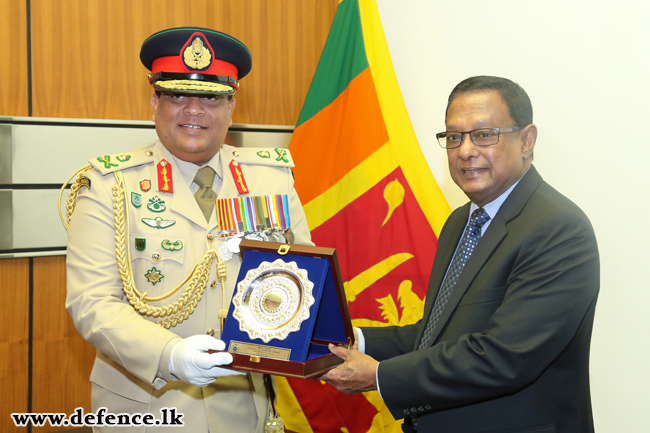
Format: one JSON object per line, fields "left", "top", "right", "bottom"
{"left": 0, "top": 0, "right": 28, "bottom": 116}
{"left": 0, "top": 258, "right": 29, "bottom": 433}
{"left": 31, "top": 0, "right": 337, "bottom": 124}
{"left": 32, "top": 256, "right": 95, "bottom": 432}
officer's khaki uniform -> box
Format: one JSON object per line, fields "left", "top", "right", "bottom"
{"left": 65, "top": 140, "right": 312, "bottom": 432}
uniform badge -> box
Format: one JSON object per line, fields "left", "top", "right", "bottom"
{"left": 275, "top": 148, "right": 289, "bottom": 163}
{"left": 79, "top": 176, "right": 91, "bottom": 189}
{"left": 135, "top": 238, "right": 146, "bottom": 251}
{"left": 131, "top": 192, "right": 142, "bottom": 208}
{"left": 229, "top": 159, "right": 249, "bottom": 195}
{"left": 257, "top": 151, "right": 271, "bottom": 159}
{"left": 116, "top": 154, "right": 131, "bottom": 162}
{"left": 147, "top": 196, "right": 166, "bottom": 212}
{"left": 182, "top": 33, "right": 213, "bottom": 70}
{"left": 157, "top": 160, "right": 174, "bottom": 193}
{"left": 140, "top": 179, "right": 151, "bottom": 192}
{"left": 97, "top": 155, "right": 118, "bottom": 169}
{"left": 217, "top": 194, "right": 290, "bottom": 236}
{"left": 145, "top": 267, "right": 164, "bottom": 285}
{"left": 162, "top": 239, "right": 183, "bottom": 251}
{"left": 142, "top": 217, "right": 176, "bottom": 229}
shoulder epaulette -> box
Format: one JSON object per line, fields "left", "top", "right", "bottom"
{"left": 221, "top": 145, "right": 295, "bottom": 168}
{"left": 89, "top": 148, "right": 155, "bottom": 175}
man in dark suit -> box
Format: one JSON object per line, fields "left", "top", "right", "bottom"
{"left": 322, "top": 76, "right": 599, "bottom": 433}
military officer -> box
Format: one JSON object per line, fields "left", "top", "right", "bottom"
{"left": 62, "top": 27, "right": 312, "bottom": 432}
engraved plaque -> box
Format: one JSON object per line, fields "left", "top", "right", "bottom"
{"left": 228, "top": 340, "right": 292, "bottom": 360}
{"left": 232, "top": 259, "right": 315, "bottom": 343}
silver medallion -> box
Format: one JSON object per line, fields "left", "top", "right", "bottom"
{"left": 232, "top": 259, "right": 315, "bottom": 342}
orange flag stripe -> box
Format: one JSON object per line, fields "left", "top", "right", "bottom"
{"left": 303, "top": 141, "right": 396, "bottom": 230}
{"left": 291, "top": 67, "right": 389, "bottom": 205}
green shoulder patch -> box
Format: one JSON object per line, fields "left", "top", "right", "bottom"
{"left": 223, "top": 145, "right": 295, "bottom": 168}
{"left": 89, "top": 148, "right": 155, "bottom": 175}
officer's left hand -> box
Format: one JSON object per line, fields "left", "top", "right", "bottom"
{"left": 169, "top": 335, "right": 244, "bottom": 387}
{"left": 319, "top": 344, "right": 379, "bottom": 394}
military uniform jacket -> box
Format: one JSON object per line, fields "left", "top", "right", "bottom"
{"left": 65, "top": 140, "right": 312, "bottom": 432}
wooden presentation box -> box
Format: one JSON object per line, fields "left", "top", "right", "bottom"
{"left": 213, "top": 239, "right": 354, "bottom": 379}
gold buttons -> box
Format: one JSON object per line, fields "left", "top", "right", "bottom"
{"left": 233, "top": 150, "right": 240, "bottom": 157}
{"left": 145, "top": 150, "right": 153, "bottom": 156}
{"left": 207, "top": 234, "right": 215, "bottom": 242}
{"left": 152, "top": 252, "right": 161, "bottom": 261}
{"left": 206, "top": 328, "right": 215, "bottom": 337}
{"left": 210, "top": 281, "right": 217, "bottom": 289}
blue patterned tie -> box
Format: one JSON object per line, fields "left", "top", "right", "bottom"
{"left": 418, "top": 208, "right": 490, "bottom": 349}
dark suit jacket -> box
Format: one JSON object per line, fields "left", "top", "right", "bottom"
{"left": 363, "top": 166, "right": 599, "bottom": 433}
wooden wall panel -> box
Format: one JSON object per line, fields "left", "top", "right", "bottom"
{"left": 0, "top": 258, "right": 29, "bottom": 433}
{"left": 31, "top": 0, "right": 338, "bottom": 125}
{"left": 0, "top": 0, "right": 28, "bottom": 116}
{"left": 32, "top": 256, "right": 95, "bottom": 433}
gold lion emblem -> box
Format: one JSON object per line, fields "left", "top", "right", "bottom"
{"left": 183, "top": 37, "right": 212, "bottom": 70}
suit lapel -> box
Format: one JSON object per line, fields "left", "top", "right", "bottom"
{"left": 413, "top": 204, "right": 469, "bottom": 348}
{"left": 425, "top": 213, "right": 508, "bottom": 345}
{"left": 417, "top": 165, "right": 544, "bottom": 348}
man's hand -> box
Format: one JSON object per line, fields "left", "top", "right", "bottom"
{"left": 320, "top": 343, "right": 379, "bottom": 394}
{"left": 169, "top": 335, "right": 243, "bottom": 387}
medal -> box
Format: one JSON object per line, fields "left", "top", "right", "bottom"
{"left": 145, "top": 267, "right": 164, "bottom": 285}
{"left": 216, "top": 195, "right": 290, "bottom": 237}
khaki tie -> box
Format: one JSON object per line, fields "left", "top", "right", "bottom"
{"left": 193, "top": 166, "right": 217, "bottom": 222}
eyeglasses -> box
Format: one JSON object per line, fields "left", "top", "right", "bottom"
{"left": 436, "top": 127, "right": 522, "bottom": 149}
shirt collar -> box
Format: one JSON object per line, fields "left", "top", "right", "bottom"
{"left": 470, "top": 167, "right": 531, "bottom": 220}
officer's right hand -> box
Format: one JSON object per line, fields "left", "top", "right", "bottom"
{"left": 169, "top": 335, "right": 243, "bottom": 387}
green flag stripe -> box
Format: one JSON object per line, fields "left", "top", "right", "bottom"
{"left": 295, "top": 0, "right": 369, "bottom": 128}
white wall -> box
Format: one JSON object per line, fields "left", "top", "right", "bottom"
{"left": 376, "top": 0, "right": 650, "bottom": 431}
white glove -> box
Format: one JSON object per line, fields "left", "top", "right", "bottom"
{"left": 169, "top": 335, "right": 243, "bottom": 387}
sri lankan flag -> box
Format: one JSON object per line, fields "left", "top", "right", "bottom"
{"left": 277, "top": 0, "right": 450, "bottom": 431}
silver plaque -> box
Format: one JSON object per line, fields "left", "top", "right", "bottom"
{"left": 232, "top": 259, "right": 315, "bottom": 343}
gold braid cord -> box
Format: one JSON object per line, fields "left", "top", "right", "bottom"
{"left": 59, "top": 164, "right": 94, "bottom": 231}
{"left": 111, "top": 171, "right": 226, "bottom": 329}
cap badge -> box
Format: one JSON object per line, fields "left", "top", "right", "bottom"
{"left": 183, "top": 35, "right": 212, "bottom": 70}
